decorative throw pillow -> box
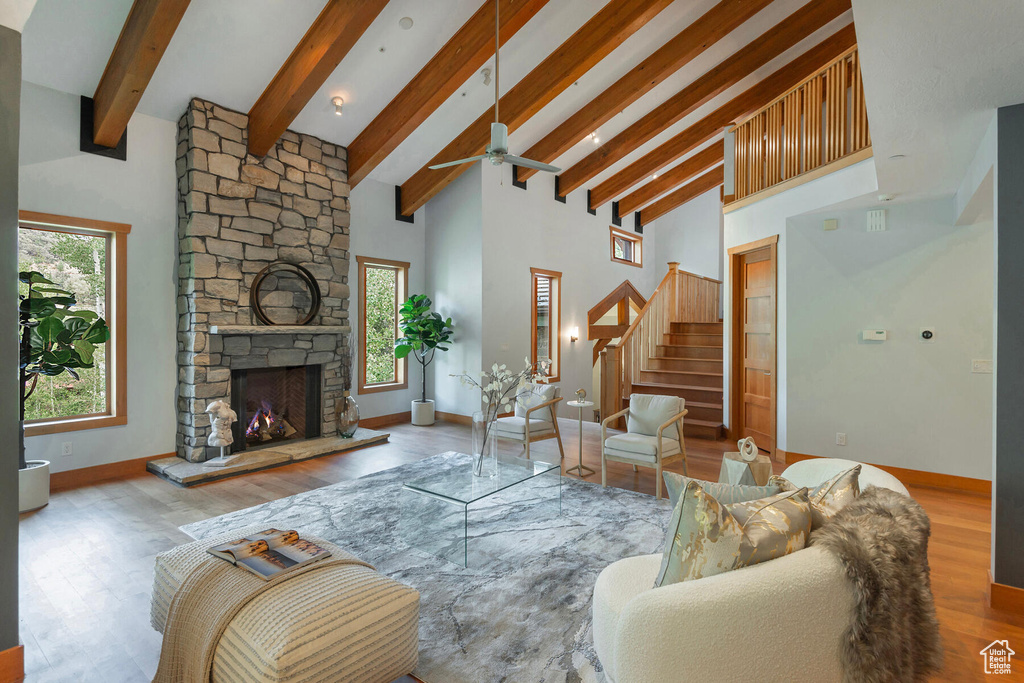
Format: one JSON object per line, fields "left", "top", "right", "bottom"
{"left": 514, "top": 383, "right": 557, "bottom": 419}
{"left": 655, "top": 481, "right": 812, "bottom": 587}
{"left": 769, "top": 464, "right": 861, "bottom": 530}
{"left": 662, "top": 471, "right": 780, "bottom": 508}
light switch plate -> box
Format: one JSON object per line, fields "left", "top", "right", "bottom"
{"left": 862, "top": 329, "right": 886, "bottom": 341}
{"left": 972, "top": 359, "right": 993, "bottom": 374}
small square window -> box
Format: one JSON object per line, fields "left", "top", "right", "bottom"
{"left": 610, "top": 226, "right": 642, "bottom": 267}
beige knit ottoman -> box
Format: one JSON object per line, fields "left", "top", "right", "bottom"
{"left": 151, "top": 529, "right": 419, "bottom": 683}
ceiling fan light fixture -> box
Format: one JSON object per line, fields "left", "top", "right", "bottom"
{"left": 331, "top": 96, "right": 344, "bottom": 116}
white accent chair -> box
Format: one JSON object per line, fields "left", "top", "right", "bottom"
{"left": 591, "top": 459, "right": 907, "bottom": 683}
{"left": 601, "top": 394, "right": 688, "bottom": 499}
{"left": 492, "top": 383, "right": 565, "bottom": 460}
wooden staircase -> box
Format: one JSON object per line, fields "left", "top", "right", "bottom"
{"left": 599, "top": 263, "right": 724, "bottom": 440}
{"left": 631, "top": 321, "right": 723, "bottom": 439}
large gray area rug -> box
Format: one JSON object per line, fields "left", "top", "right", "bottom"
{"left": 181, "top": 452, "right": 672, "bottom": 683}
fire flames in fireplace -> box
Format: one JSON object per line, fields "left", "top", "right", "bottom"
{"left": 246, "top": 400, "right": 297, "bottom": 443}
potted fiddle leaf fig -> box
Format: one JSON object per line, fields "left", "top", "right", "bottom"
{"left": 18, "top": 271, "right": 110, "bottom": 512}
{"left": 395, "top": 294, "right": 454, "bottom": 426}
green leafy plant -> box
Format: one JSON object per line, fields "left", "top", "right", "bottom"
{"left": 394, "top": 294, "right": 454, "bottom": 403}
{"left": 18, "top": 271, "right": 110, "bottom": 470}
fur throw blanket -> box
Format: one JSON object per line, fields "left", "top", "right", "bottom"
{"left": 810, "top": 486, "right": 943, "bottom": 683}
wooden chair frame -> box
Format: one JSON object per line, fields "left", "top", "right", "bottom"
{"left": 497, "top": 396, "right": 566, "bottom": 461}
{"left": 601, "top": 406, "right": 689, "bottom": 499}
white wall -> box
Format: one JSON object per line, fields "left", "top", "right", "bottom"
{"left": 348, "top": 177, "right": 425, "bottom": 420}
{"left": 19, "top": 81, "right": 178, "bottom": 473}
{"left": 478, "top": 163, "right": 660, "bottom": 421}
{"left": 650, "top": 186, "right": 723, "bottom": 282}
{"left": 424, "top": 164, "right": 484, "bottom": 417}
{"left": 722, "top": 158, "right": 879, "bottom": 450}
{"left": 786, "top": 199, "right": 993, "bottom": 479}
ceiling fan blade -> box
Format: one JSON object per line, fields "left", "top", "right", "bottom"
{"left": 429, "top": 154, "right": 489, "bottom": 170}
{"left": 505, "top": 155, "right": 561, "bottom": 174}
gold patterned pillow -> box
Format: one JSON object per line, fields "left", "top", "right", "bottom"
{"left": 655, "top": 481, "right": 812, "bottom": 587}
{"left": 770, "top": 464, "right": 861, "bottom": 530}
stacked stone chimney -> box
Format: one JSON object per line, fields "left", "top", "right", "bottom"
{"left": 174, "top": 98, "right": 352, "bottom": 462}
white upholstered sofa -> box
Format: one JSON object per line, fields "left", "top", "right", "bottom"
{"left": 592, "top": 458, "right": 909, "bottom": 683}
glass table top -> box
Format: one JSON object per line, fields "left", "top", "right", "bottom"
{"left": 403, "top": 453, "right": 559, "bottom": 505}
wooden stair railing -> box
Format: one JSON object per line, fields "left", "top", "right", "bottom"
{"left": 728, "top": 45, "right": 871, "bottom": 207}
{"left": 600, "top": 263, "right": 721, "bottom": 428}
{"left": 587, "top": 280, "right": 647, "bottom": 365}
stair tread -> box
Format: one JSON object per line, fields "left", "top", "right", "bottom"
{"left": 642, "top": 369, "right": 723, "bottom": 378}
{"left": 684, "top": 418, "right": 724, "bottom": 428}
{"left": 632, "top": 381, "right": 723, "bottom": 393}
{"left": 658, "top": 344, "right": 723, "bottom": 348}
{"left": 651, "top": 356, "right": 723, "bottom": 362}
{"left": 685, "top": 399, "right": 722, "bottom": 407}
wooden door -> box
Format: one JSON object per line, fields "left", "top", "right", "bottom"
{"left": 729, "top": 237, "right": 777, "bottom": 455}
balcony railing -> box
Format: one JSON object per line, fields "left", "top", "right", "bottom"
{"left": 729, "top": 46, "right": 871, "bottom": 206}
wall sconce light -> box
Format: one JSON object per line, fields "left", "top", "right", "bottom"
{"left": 331, "top": 96, "right": 344, "bottom": 116}
{"left": 571, "top": 326, "right": 579, "bottom": 343}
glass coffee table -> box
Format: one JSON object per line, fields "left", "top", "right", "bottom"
{"left": 399, "top": 452, "right": 561, "bottom": 567}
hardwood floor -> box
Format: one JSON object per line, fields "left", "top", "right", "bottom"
{"left": 17, "top": 419, "right": 1020, "bottom": 681}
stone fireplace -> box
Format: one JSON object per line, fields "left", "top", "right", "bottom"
{"left": 172, "top": 98, "right": 352, "bottom": 463}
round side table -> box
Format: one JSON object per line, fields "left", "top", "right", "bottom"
{"left": 565, "top": 400, "right": 596, "bottom": 478}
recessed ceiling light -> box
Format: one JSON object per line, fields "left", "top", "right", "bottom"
{"left": 399, "top": 17, "right": 413, "bottom": 30}
{"left": 331, "top": 96, "right": 344, "bottom": 116}
{"left": 651, "top": 174, "right": 659, "bottom": 179}
{"left": 590, "top": 132, "right": 600, "bottom": 144}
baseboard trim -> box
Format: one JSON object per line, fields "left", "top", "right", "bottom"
{"left": 435, "top": 411, "right": 472, "bottom": 426}
{"left": 783, "top": 451, "right": 991, "bottom": 495}
{"left": 0, "top": 645, "right": 24, "bottom": 683}
{"left": 50, "top": 453, "right": 174, "bottom": 492}
{"left": 360, "top": 411, "right": 410, "bottom": 429}
{"left": 988, "top": 571, "right": 1024, "bottom": 613}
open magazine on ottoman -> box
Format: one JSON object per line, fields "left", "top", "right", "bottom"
{"left": 208, "top": 529, "right": 332, "bottom": 580}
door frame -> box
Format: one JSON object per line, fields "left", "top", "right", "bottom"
{"left": 727, "top": 235, "right": 779, "bottom": 458}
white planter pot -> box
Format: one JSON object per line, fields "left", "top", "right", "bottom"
{"left": 411, "top": 399, "right": 435, "bottom": 426}
{"left": 19, "top": 460, "right": 50, "bottom": 513}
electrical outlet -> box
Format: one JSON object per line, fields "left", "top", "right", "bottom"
{"left": 972, "top": 359, "right": 993, "bottom": 374}
{"left": 836, "top": 432, "right": 847, "bottom": 446}
{"left": 61, "top": 442, "right": 73, "bottom": 456}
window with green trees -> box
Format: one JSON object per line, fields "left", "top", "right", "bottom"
{"left": 357, "top": 256, "right": 409, "bottom": 392}
{"left": 18, "top": 227, "right": 109, "bottom": 421}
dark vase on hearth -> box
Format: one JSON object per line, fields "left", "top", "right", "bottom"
{"left": 336, "top": 391, "right": 359, "bottom": 438}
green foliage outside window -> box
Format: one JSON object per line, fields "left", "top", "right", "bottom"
{"left": 18, "top": 229, "right": 108, "bottom": 421}
{"left": 364, "top": 266, "right": 398, "bottom": 384}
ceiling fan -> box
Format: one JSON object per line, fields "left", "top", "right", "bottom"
{"left": 429, "top": 0, "right": 560, "bottom": 174}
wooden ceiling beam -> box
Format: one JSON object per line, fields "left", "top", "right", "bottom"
{"left": 592, "top": 23, "right": 857, "bottom": 209}
{"left": 397, "top": 0, "right": 675, "bottom": 217}
{"left": 557, "top": 0, "right": 851, "bottom": 203}
{"left": 515, "top": 0, "right": 772, "bottom": 183}
{"left": 247, "top": 0, "right": 389, "bottom": 157}
{"left": 348, "top": 0, "right": 550, "bottom": 187}
{"left": 639, "top": 165, "right": 724, "bottom": 225}
{"left": 617, "top": 139, "right": 723, "bottom": 214}
{"left": 91, "top": 0, "right": 191, "bottom": 147}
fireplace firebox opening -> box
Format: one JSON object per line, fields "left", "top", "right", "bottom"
{"left": 230, "top": 365, "right": 322, "bottom": 452}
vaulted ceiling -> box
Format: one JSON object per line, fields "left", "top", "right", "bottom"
{"left": 21, "top": 0, "right": 855, "bottom": 220}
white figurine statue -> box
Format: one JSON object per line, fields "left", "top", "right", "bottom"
{"left": 737, "top": 436, "right": 759, "bottom": 462}
{"left": 206, "top": 400, "right": 237, "bottom": 448}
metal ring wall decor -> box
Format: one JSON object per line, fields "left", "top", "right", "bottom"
{"left": 249, "top": 261, "right": 322, "bottom": 326}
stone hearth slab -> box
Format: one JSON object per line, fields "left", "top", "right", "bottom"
{"left": 147, "top": 428, "right": 388, "bottom": 487}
